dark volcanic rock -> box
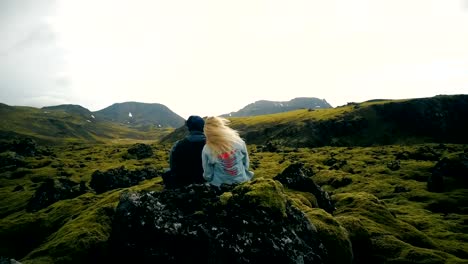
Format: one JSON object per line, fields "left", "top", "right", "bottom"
{"left": 90, "top": 166, "right": 160, "bottom": 194}
{"left": 428, "top": 154, "right": 468, "bottom": 192}
{"left": 126, "top": 143, "right": 153, "bottom": 159}
{"left": 323, "top": 157, "right": 347, "bottom": 170}
{"left": 0, "top": 152, "right": 26, "bottom": 171}
{"left": 387, "top": 160, "right": 401, "bottom": 171}
{"left": 27, "top": 178, "right": 87, "bottom": 212}
{"left": 11, "top": 138, "right": 38, "bottom": 156}
{"left": 110, "top": 179, "right": 326, "bottom": 264}
{"left": 274, "top": 163, "right": 335, "bottom": 213}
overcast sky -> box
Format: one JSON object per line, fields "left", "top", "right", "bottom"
{"left": 1, "top": 0, "right": 467, "bottom": 118}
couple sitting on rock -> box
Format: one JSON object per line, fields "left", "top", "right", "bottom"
{"left": 163, "top": 115, "right": 254, "bottom": 189}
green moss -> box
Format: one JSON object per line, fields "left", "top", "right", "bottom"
{"left": 22, "top": 193, "right": 119, "bottom": 264}
{"left": 231, "top": 178, "right": 287, "bottom": 217}
{"left": 220, "top": 192, "right": 233, "bottom": 205}
{"left": 303, "top": 208, "right": 354, "bottom": 264}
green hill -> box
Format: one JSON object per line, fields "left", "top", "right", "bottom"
{"left": 42, "top": 105, "right": 93, "bottom": 118}
{"left": 94, "top": 102, "right": 185, "bottom": 128}
{"left": 0, "top": 104, "right": 172, "bottom": 144}
{"left": 163, "top": 95, "right": 468, "bottom": 147}
{"left": 237, "top": 95, "right": 468, "bottom": 147}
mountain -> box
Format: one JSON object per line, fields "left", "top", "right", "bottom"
{"left": 42, "top": 104, "right": 93, "bottom": 118}
{"left": 162, "top": 95, "right": 468, "bottom": 147}
{"left": 94, "top": 102, "right": 185, "bottom": 128}
{"left": 0, "top": 103, "right": 176, "bottom": 144}
{"left": 222, "top": 97, "right": 332, "bottom": 117}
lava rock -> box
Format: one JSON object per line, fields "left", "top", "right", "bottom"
{"left": 387, "top": 160, "right": 401, "bottom": 171}
{"left": 428, "top": 154, "right": 468, "bottom": 192}
{"left": 90, "top": 166, "right": 160, "bottom": 194}
{"left": 274, "top": 163, "right": 335, "bottom": 213}
{"left": 11, "top": 138, "right": 38, "bottom": 157}
{"left": 126, "top": 143, "right": 153, "bottom": 159}
{"left": 323, "top": 157, "right": 347, "bottom": 170}
{"left": 27, "top": 178, "right": 87, "bottom": 212}
{"left": 110, "top": 179, "right": 327, "bottom": 264}
{"left": 0, "top": 152, "right": 26, "bottom": 171}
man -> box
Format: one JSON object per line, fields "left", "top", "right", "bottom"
{"left": 163, "top": 115, "right": 206, "bottom": 188}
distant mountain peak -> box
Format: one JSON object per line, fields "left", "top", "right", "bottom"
{"left": 94, "top": 101, "right": 184, "bottom": 128}
{"left": 223, "top": 97, "right": 332, "bottom": 117}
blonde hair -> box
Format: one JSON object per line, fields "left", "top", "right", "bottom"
{"left": 204, "top": 116, "right": 243, "bottom": 156}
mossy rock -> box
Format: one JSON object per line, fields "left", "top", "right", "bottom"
{"left": 332, "top": 192, "right": 466, "bottom": 263}
{"left": 22, "top": 200, "right": 116, "bottom": 264}
{"left": 303, "top": 208, "right": 353, "bottom": 264}
{"left": 230, "top": 177, "right": 288, "bottom": 217}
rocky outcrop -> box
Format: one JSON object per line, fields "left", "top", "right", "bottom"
{"left": 10, "top": 138, "right": 38, "bottom": 157}
{"left": 0, "top": 152, "right": 26, "bottom": 171}
{"left": 27, "top": 178, "right": 87, "bottom": 212}
{"left": 90, "top": 166, "right": 160, "bottom": 194}
{"left": 126, "top": 143, "right": 153, "bottom": 159}
{"left": 428, "top": 153, "right": 468, "bottom": 192}
{"left": 274, "top": 163, "right": 335, "bottom": 214}
{"left": 110, "top": 178, "right": 327, "bottom": 264}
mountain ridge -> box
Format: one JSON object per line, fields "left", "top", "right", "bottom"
{"left": 222, "top": 97, "right": 332, "bottom": 117}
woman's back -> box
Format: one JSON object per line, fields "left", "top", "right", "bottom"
{"left": 202, "top": 141, "right": 253, "bottom": 186}
{"left": 202, "top": 117, "right": 254, "bottom": 186}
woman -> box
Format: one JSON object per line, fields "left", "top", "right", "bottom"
{"left": 202, "top": 116, "right": 254, "bottom": 186}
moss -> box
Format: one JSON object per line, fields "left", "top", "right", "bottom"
{"left": 231, "top": 178, "right": 287, "bottom": 217}
{"left": 220, "top": 192, "right": 233, "bottom": 205}
{"left": 2, "top": 142, "right": 468, "bottom": 263}
{"left": 286, "top": 191, "right": 317, "bottom": 209}
{"left": 22, "top": 193, "right": 119, "bottom": 264}
{"left": 303, "top": 208, "right": 353, "bottom": 264}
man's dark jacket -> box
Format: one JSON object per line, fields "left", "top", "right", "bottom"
{"left": 164, "top": 131, "right": 206, "bottom": 188}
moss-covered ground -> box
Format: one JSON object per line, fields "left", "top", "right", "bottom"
{"left": 0, "top": 142, "right": 467, "bottom": 263}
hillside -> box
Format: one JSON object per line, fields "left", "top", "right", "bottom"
{"left": 94, "top": 102, "right": 185, "bottom": 128}
{"left": 0, "top": 104, "right": 172, "bottom": 144}
{"left": 163, "top": 95, "right": 468, "bottom": 147}
{"left": 42, "top": 105, "right": 93, "bottom": 118}
{"left": 222, "top": 97, "right": 332, "bottom": 117}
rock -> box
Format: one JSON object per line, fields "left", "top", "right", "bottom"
{"left": 110, "top": 179, "right": 327, "bottom": 264}
{"left": 387, "top": 160, "right": 401, "bottom": 171}
{"left": 428, "top": 154, "right": 468, "bottom": 192}
{"left": 0, "top": 257, "right": 22, "bottom": 264}
{"left": 274, "top": 163, "right": 335, "bottom": 213}
{"left": 11, "top": 138, "right": 38, "bottom": 156}
{"left": 393, "top": 186, "right": 410, "bottom": 193}
{"left": 126, "top": 143, "right": 153, "bottom": 159}
{"left": 324, "top": 157, "right": 347, "bottom": 170}
{"left": 90, "top": 166, "right": 160, "bottom": 194}
{"left": 0, "top": 152, "right": 26, "bottom": 171}
{"left": 329, "top": 177, "right": 353, "bottom": 188}
{"left": 12, "top": 185, "right": 24, "bottom": 192}
{"left": 27, "top": 178, "right": 88, "bottom": 212}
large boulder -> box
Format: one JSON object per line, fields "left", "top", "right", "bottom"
{"left": 274, "top": 163, "right": 335, "bottom": 213}
{"left": 110, "top": 178, "right": 327, "bottom": 263}
{"left": 0, "top": 152, "right": 26, "bottom": 171}
{"left": 90, "top": 166, "right": 160, "bottom": 194}
{"left": 428, "top": 153, "right": 468, "bottom": 192}
{"left": 27, "top": 178, "right": 87, "bottom": 212}
{"left": 126, "top": 143, "right": 153, "bottom": 159}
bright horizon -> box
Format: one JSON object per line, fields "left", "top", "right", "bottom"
{"left": 1, "top": 0, "right": 467, "bottom": 118}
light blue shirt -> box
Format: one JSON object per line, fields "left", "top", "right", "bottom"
{"left": 202, "top": 141, "right": 254, "bottom": 186}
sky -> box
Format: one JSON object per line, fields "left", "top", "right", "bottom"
{"left": 1, "top": 0, "right": 467, "bottom": 118}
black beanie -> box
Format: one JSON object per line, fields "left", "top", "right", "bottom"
{"left": 186, "top": 115, "right": 204, "bottom": 132}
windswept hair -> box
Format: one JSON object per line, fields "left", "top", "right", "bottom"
{"left": 204, "top": 116, "right": 244, "bottom": 156}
